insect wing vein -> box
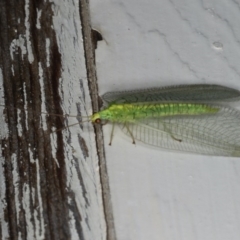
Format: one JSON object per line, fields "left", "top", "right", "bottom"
{"left": 102, "top": 84, "right": 240, "bottom": 104}
{"left": 120, "top": 105, "right": 240, "bottom": 157}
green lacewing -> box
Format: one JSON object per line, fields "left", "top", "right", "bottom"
{"left": 90, "top": 84, "right": 240, "bottom": 157}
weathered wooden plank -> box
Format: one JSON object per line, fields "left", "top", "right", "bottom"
{"left": 79, "top": 1, "right": 117, "bottom": 240}
{"left": 0, "top": 0, "right": 109, "bottom": 239}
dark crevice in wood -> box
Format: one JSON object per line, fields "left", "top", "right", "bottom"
{"left": 91, "top": 29, "right": 103, "bottom": 50}
{"left": 0, "top": 1, "right": 22, "bottom": 239}
{"left": 68, "top": 193, "right": 84, "bottom": 240}
{"left": 79, "top": 1, "right": 117, "bottom": 240}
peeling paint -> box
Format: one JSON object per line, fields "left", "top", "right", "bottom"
{"left": 49, "top": 0, "right": 107, "bottom": 238}
{"left": 34, "top": 159, "right": 45, "bottom": 240}
{"left": 38, "top": 63, "right": 47, "bottom": 131}
{"left": 9, "top": 35, "right": 27, "bottom": 60}
{"left": 28, "top": 146, "right": 35, "bottom": 164}
{"left": 0, "top": 0, "right": 108, "bottom": 239}
{"left": 24, "top": 0, "right": 34, "bottom": 63}
{"left": 23, "top": 82, "right": 29, "bottom": 131}
{"left": 0, "top": 69, "right": 8, "bottom": 139}
{"left": 17, "top": 109, "right": 23, "bottom": 137}
{"left": 45, "top": 38, "right": 51, "bottom": 67}
{"left": 50, "top": 132, "right": 60, "bottom": 168}
{"left": 11, "top": 153, "right": 20, "bottom": 225}
{"left": 28, "top": 153, "right": 46, "bottom": 239}
{"left": 22, "top": 184, "right": 35, "bottom": 240}
{"left": 36, "top": 9, "right": 42, "bottom": 30}
{"left": 11, "top": 65, "right": 15, "bottom": 76}
{"left": 0, "top": 153, "right": 9, "bottom": 239}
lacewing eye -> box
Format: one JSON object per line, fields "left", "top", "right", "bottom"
{"left": 95, "top": 118, "right": 101, "bottom": 124}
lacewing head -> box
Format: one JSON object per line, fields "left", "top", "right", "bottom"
{"left": 91, "top": 112, "right": 101, "bottom": 124}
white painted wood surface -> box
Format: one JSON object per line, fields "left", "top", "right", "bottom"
{"left": 50, "top": 2, "right": 106, "bottom": 239}
{"left": 0, "top": 0, "right": 106, "bottom": 239}
{"left": 90, "top": 1, "right": 240, "bottom": 240}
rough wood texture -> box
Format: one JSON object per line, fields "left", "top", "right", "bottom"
{"left": 0, "top": 0, "right": 108, "bottom": 239}
{"left": 79, "top": 1, "right": 117, "bottom": 239}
